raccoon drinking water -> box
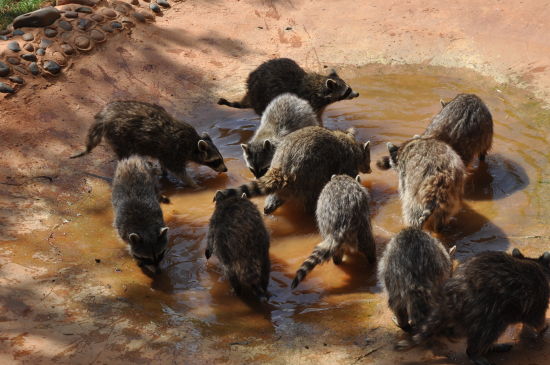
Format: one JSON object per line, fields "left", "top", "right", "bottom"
{"left": 112, "top": 155, "right": 169, "bottom": 274}
{"left": 400, "top": 249, "right": 550, "bottom": 365}
{"left": 377, "top": 137, "right": 465, "bottom": 232}
{"left": 218, "top": 58, "right": 359, "bottom": 118}
{"left": 291, "top": 175, "right": 376, "bottom": 289}
{"left": 206, "top": 192, "right": 271, "bottom": 299}
{"left": 216, "top": 126, "right": 371, "bottom": 215}
{"left": 378, "top": 227, "right": 454, "bottom": 333}
{"left": 70, "top": 101, "right": 227, "bottom": 187}
{"left": 421, "top": 94, "right": 493, "bottom": 166}
{"left": 241, "top": 93, "right": 320, "bottom": 179}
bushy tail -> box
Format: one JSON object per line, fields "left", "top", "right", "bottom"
{"left": 217, "top": 95, "right": 251, "bottom": 109}
{"left": 291, "top": 237, "right": 337, "bottom": 289}
{"left": 214, "top": 168, "right": 287, "bottom": 202}
{"left": 70, "top": 120, "right": 105, "bottom": 159}
{"left": 417, "top": 200, "right": 436, "bottom": 229}
{"left": 416, "top": 174, "right": 454, "bottom": 229}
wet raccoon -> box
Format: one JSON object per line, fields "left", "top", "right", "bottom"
{"left": 421, "top": 94, "right": 493, "bottom": 166}
{"left": 241, "top": 93, "right": 320, "bottom": 179}
{"left": 206, "top": 192, "right": 270, "bottom": 298}
{"left": 377, "top": 137, "right": 465, "bottom": 232}
{"left": 218, "top": 58, "right": 359, "bottom": 119}
{"left": 378, "top": 227, "right": 454, "bottom": 333}
{"left": 215, "top": 126, "right": 371, "bottom": 215}
{"left": 399, "top": 249, "right": 550, "bottom": 365}
{"left": 112, "top": 155, "right": 169, "bottom": 274}
{"left": 70, "top": 101, "right": 227, "bottom": 188}
{"left": 291, "top": 175, "right": 376, "bottom": 289}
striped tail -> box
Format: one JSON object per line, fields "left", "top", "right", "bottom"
{"left": 417, "top": 200, "right": 436, "bottom": 229}
{"left": 291, "top": 237, "right": 337, "bottom": 289}
{"left": 217, "top": 96, "right": 251, "bottom": 109}
{"left": 70, "top": 120, "right": 105, "bottom": 159}
{"left": 214, "top": 168, "right": 287, "bottom": 202}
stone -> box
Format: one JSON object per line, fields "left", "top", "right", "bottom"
{"left": 78, "top": 18, "right": 93, "bottom": 30}
{"left": 0, "top": 62, "right": 10, "bottom": 77}
{"left": 0, "top": 35, "right": 10, "bottom": 41}
{"left": 75, "top": 7, "right": 93, "bottom": 13}
{"left": 157, "top": 0, "right": 169, "bottom": 8}
{"left": 43, "top": 60, "right": 61, "bottom": 74}
{"left": 28, "top": 62, "right": 40, "bottom": 75}
{"left": 149, "top": 3, "right": 161, "bottom": 13}
{"left": 101, "top": 9, "right": 117, "bottom": 18}
{"left": 91, "top": 14, "right": 104, "bottom": 22}
{"left": 140, "top": 11, "right": 155, "bottom": 20}
{"left": 7, "top": 42, "right": 21, "bottom": 52}
{"left": 90, "top": 29, "right": 105, "bottom": 42}
{"left": 21, "top": 54, "right": 37, "bottom": 62}
{"left": 8, "top": 76, "right": 23, "bottom": 84}
{"left": 22, "top": 33, "right": 34, "bottom": 41}
{"left": 13, "top": 7, "right": 61, "bottom": 28}
{"left": 39, "top": 39, "right": 53, "bottom": 48}
{"left": 59, "top": 20, "right": 73, "bottom": 31}
{"left": 61, "top": 44, "right": 75, "bottom": 55}
{"left": 12, "top": 29, "right": 25, "bottom": 36}
{"left": 24, "top": 43, "right": 34, "bottom": 52}
{"left": 101, "top": 24, "right": 114, "bottom": 33}
{"left": 57, "top": 0, "right": 98, "bottom": 6}
{"left": 60, "top": 32, "right": 72, "bottom": 41}
{"left": 74, "top": 36, "right": 91, "bottom": 49}
{"left": 44, "top": 28, "right": 58, "bottom": 37}
{"left": 51, "top": 51, "right": 67, "bottom": 66}
{"left": 36, "top": 48, "right": 46, "bottom": 56}
{"left": 7, "top": 57, "right": 20, "bottom": 65}
{"left": 13, "top": 66, "right": 28, "bottom": 75}
{"left": 132, "top": 12, "right": 146, "bottom": 22}
{"left": 0, "top": 82, "right": 15, "bottom": 93}
{"left": 130, "top": 0, "right": 139, "bottom": 4}
{"left": 65, "top": 11, "right": 79, "bottom": 18}
{"left": 111, "top": 21, "right": 122, "bottom": 29}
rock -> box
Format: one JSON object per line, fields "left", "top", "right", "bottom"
{"left": 0, "top": 62, "right": 10, "bottom": 77}
{"left": 7, "top": 57, "right": 20, "bottom": 65}
{"left": 22, "top": 33, "right": 34, "bottom": 41}
{"left": 13, "top": 7, "right": 61, "bottom": 28}
{"left": 44, "top": 28, "right": 58, "bottom": 37}
{"left": 132, "top": 12, "right": 146, "bottom": 22}
{"left": 91, "top": 14, "right": 104, "bottom": 22}
{"left": 0, "top": 82, "right": 15, "bottom": 93}
{"left": 7, "top": 42, "right": 21, "bottom": 52}
{"left": 61, "top": 44, "right": 75, "bottom": 55}
{"left": 74, "top": 36, "right": 91, "bottom": 50}
{"left": 101, "top": 24, "right": 113, "bottom": 33}
{"left": 142, "top": 0, "right": 150, "bottom": 2}
{"left": 90, "top": 29, "right": 105, "bottom": 42}
{"left": 75, "top": 7, "right": 93, "bottom": 13}
{"left": 149, "top": 3, "right": 161, "bottom": 13}
{"left": 139, "top": 11, "right": 155, "bottom": 20}
{"left": 12, "top": 29, "right": 25, "bottom": 36}
{"left": 61, "top": 32, "right": 72, "bottom": 41}
{"left": 64, "top": 11, "right": 79, "bottom": 18}
{"left": 13, "top": 66, "right": 28, "bottom": 75}
{"left": 28, "top": 62, "right": 40, "bottom": 75}
{"left": 0, "top": 35, "right": 10, "bottom": 41}
{"left": 36, "top": 48, "right": 46, "bottom": 56}
{"left": 24, "top": 43, "right": 34, "bottom": 52}
{"left": 57, "top": 0, "right": 98, "bottom": 6}
{"left": 21, "top": 54, "right": 37, "bottom": 62}
{"left": 101, "top": 9, "right": 117, "bottom": 18}
{"left": 111, "top": 21, "right": 123, "bottom": 29}
{"left": 39, "top": 39, "right": 53, "bottom": 48}
{"left": 51, "top": 51, "right": 67, "bottom": 66}
{"left": 58, "top": 20, "right": 73, "bottom": 31}
{"left": 43, "top": 60, "right": 61, "bottom": 74}
{"left": 9, "top": 76, "right": 24, "bottom": 84}
{"left": 157, "top": 0, "right": 169, "bottom": 8}
{"left": 78, "top": 18, "right": 93, "bottom": 30}
{"left": 130, "top": 0, "right": 139, "bottom": 4}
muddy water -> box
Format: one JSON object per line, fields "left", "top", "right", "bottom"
{"left": 2, "top": 64, "right": 549, "bottom": 364}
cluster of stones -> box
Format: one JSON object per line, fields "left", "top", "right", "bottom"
{"left": 0, "top": 0, "right": 171, "bottom": 95}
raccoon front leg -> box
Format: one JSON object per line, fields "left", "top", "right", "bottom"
{"left": 466, "top": 322, "right": 508, "bottom": 365}
{"left": 264, "top": 193, "right": 285, "bottom": 214}
{"left": 332, "top": 247, "right": 344, "bottom": 265}
{"left": 357, "top": 228, "right": 376, "bottom": 264}
{"left": 169, "top": 165, "right": 199, "bottom": 189}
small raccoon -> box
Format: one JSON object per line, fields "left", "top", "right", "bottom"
{"left": 241, "top": 93, "right": 320, "bottom": 179}
{"left": 206, "top": 192, "right": 271, "bottom": 298}
{"left": 291, "top": 175, "right": 376, "bottom": 289}
{"left": 218, "top": 58, "right": 359, "bottom": 118}
{"left": 378, "top": 227, "right": 454, "bottom": 333}
{"left": 400, "top": 249, "right": 550, "bottom": 365}
{"left": 70, "top": 101, "right": 227, "bottom": 188}
{"left": 421, "top": 94, "right": 493, "bottom": 166}
{"left": 377, "top": 137, "right": 465, "bottom": 232}
{"left": 215, "top": 126, "right": 371, "bottom": 215}
{"left": 112, "top": 155, "right": 169, "bottom": 274}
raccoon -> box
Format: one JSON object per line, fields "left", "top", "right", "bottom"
{"left": 215, "top": 126, "right": 371, "bottom": 215}
{"left": 206, "top": 192, "right": 271, "bottom": 298}
{"left": 241, "top": 93, "right": 320, "bottom": 179}
{"left": 112, "top": 155, "right": 169, "bottom": 274}
{"left": 291, "top": 175, "right": 376, "bottom": 289}
{"left": 421, "top": 94, "right": 493, "bottom": 166}
{"left": 399, "top": 249, "right": 550, "bottom": 365}
{"left": 70, "top": 101, "right": 227, "bottom": 188}
{"left": 378, "top": 227, "right": 454, "bottom": 333}
{"left": 218, "top": 58, "right": 359, "bottom": 119}
{"left": 377, "top": 137, "right": 465, "bottom": 232}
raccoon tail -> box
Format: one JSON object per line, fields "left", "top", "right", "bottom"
{"left": 291, "top": 237, "right": 337, "bottom": 289}
{"left": 376, "top": 156, "right": 392, "bottom": 170}
{"left": 214, "top": 168, "right": 287, "bottom": 202}
{"left": 69, "top": 120, "right": 105, "bottom": 159}
{"left": 417, "top": 200, "right": 436, "bottom": 228}
{"left": 217, "top": 94, "right": 251, "bottom": 109}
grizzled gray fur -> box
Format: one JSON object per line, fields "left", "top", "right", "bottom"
{"left": 218, "top": 58, "right": 359, "bottom": 119}
{"left": 378, "top": 227, "right": 453, "bottom": 333}
{"left": 112, "top": 155, "right": 169, "bottom": 274}
{"left": 216, "top": 126, "right": 371, "bottom": 215}
{"left": 70, "top": 101, "right": 227, "bottom": 187}
{"left": 422, "top": 94, "right": 493, "bottom": 166}
{"left": 377, "top": 137, "right": 465, "bottom": 232}
{"left": 242, "top": 93, "right": 320, "bottom": 179}
{"left": 206, "top": 192, "right": 270, "bottom": 299}
{"left": 291, "top": 175, "right": 376, "bottom": 289}
{"left": 400, "top": 249, "right": 550, "bottom": 365}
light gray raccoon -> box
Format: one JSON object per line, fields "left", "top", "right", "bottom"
{"left": 218, "top": 58, "right": 359, "bottom": 119}
{"left": 377, "top": 137, "right": 465, "bottom": 232}
{"left": 215, "top": 126, "right": 371, "bottom": 215}
{"left": 206, "top": 192, "right": 270, "bottom": 299}
{"left": 291, "top": 175, "right": 376, "bottom": 289}
{"left": 399, "top": 249, "right": 550, "bottom": 365}
{"left": 378, "top": 227, "right": 454, "bottom": 333}
{"left": 421, "top": 94, "right": 493, "bottom": 166}
{"left": 70, "top": 101, "right": 227, "bottom": 188}
{"left": 112, "top": 155, "right": 169, "bottom": 274}
{"left": 241, "top": 93, "right": 320, "bottom": 179}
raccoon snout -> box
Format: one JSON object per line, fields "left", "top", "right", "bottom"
{"left": 348, "top": 90, "right": 359, "bottom": 99}
{"left": 216, "top": 164, "right": 228, "bottom": 173}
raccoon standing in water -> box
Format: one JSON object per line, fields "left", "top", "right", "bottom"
{"left": 291, "top": 175, "right": 376, "bottom": 289}
{"left": 377, "top": 137, "right": 465, "bottom": 232}
{"left": 206, "top": 192, "right": 270, "bottom": 299}
{"left": 421, "top": 94, "right": 493, "bottom": 166}
{"left": 218, "top": 58, "right": 359, "bottom": 119}
{"left": 215, "top": 126, "right": 372, "bottom": 215}
{"left": 241, "top": 93, "right": 320, "bottom": 179}
{"left": 112, "top": 155, "right": 169, "bottom": 274}
{"left": 70, "top": 101, "right": 227, "bottom": 188}
{"left": 378, "top": 227, "right": 454, "bottom": 333}
{"left": 399, "top": 249, "right": 550, "bottom": 365}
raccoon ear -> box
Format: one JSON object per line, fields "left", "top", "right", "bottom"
{"left": 387, "top": 142, "right": 398, "bottom": 153}
{"left": 263, "top": 139, "right": 273, "bottom": 151}
{"left": 129, "top": 233, "right": 141, "bottom": 245}
{"left": 213, "top": 190, "right": 225, "bottom": 202}
{"left": 440, "top": 99, "right": 447, "bottom": 108}
{"left": 198, "top": 139, "right": 209, "bottom": 152}
{"left": 201, "top": 132, "right": 212, "bottom": 141}
{"left": 448, "top": 245, "right": 457, "bottom": 258}
{"left": 159, "top": 227, "right": 169, "bottom": 238}
{"left": 355, "top": 175, "right": 361, "bottom": 183}
{"left": 512, "top": 248, "right": 524, "bottom": 258}
{"left": 363, "top": 140, "right": 371, "bottom": 152}
{"left": 346, "top": 127, "right": 357, "bottom": 136}
{"left": 413, "top": 134, "right": 421, "bottom": 139}
{"left": 326, "top": 79, "right": 337, "bottom": 90}
{"left": 241, "top": 193, "right": 248, "bottom": 199}
{"left": 241, "top": 143, "right": 249, "bottom": 154}
{"left": 328, "top": 69, "right": 338, "bottom": 77}
{"left": 540, "top": 251, "right": 550, "bottom": 264}
{"left": 205, "top": 248, "right": 212, "bottom": 259}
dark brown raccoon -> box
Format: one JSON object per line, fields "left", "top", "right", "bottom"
{"left": 217, "top": 58, "right": 359, "bottom": 118}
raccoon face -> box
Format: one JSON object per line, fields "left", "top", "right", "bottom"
{"left": 128, "top": 227, "right": 169, "bottom": 273}
{"left": 197, "top": 133, "right": 228, "bottom": 173}
{"left": 324, "top": 70, "right": 359, "bottom": 101}
{"left": 387, "top": 142, "right": 400, "bottom": 168}
{"left": 241, "top": 140, "right": 274, "bottom": 179}
{"left": 359, "top": 141, "right": 372, "bottom": 174}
